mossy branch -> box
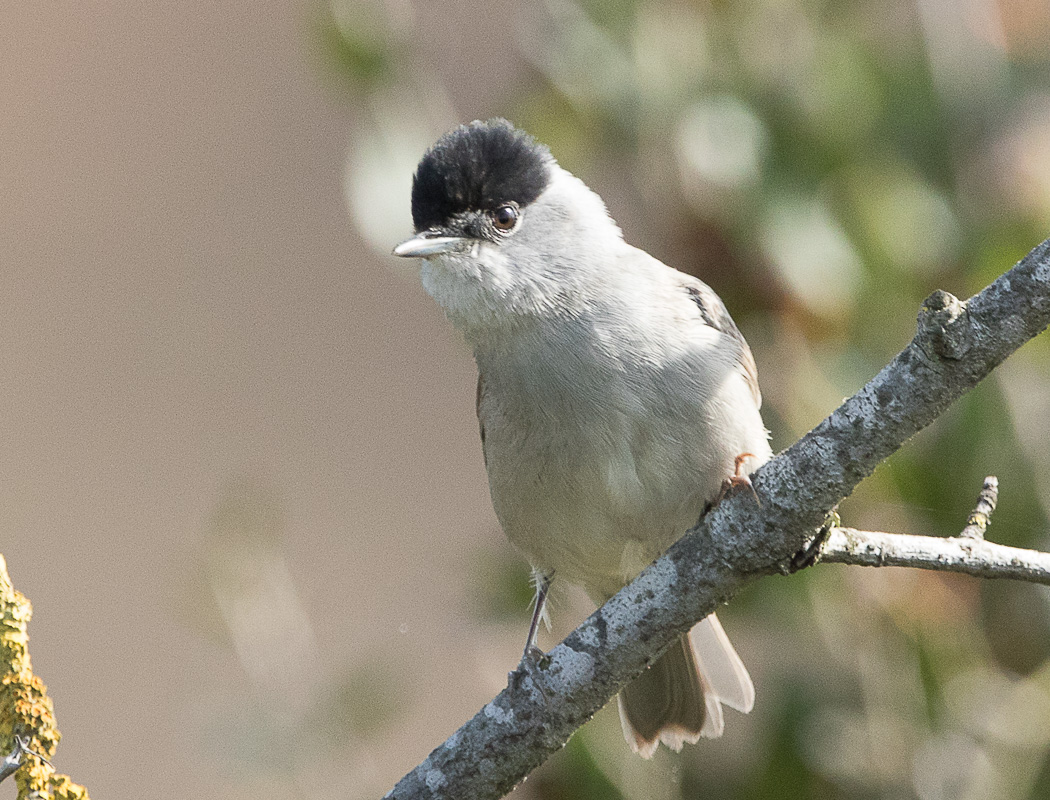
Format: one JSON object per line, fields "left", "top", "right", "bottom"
{"left": 0, "top": 555, "right": 90, "bottom": 800}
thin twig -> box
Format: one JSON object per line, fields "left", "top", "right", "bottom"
{"left": 960, "top": 476, "right": 999, "bottom": 540}
{"left": 819, "top": 476, "right": 1045, "bottom": 582}
{"left": 820, "top": 527, "right": 1050, "bottom": 584}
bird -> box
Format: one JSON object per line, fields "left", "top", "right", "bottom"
{"left": 393, "top": 118, "right": 771, "bottom": 757}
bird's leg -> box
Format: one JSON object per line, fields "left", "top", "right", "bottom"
{"left": 522, "top": 571, "right": 552, "bottom": 661}
{"left": 717, "top": 452, "right": 761, "bottom": 505}
{"left": 508, "top": 571, "right": 553, "bottom": 698}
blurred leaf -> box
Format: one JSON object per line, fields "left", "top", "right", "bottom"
{"left": 1030, "top": 749, "right": 1050, "bottom": 800}
{"left": 526, "top": 732, "right": 627, "bottom": 800}
{"left": 315, "top": 658, "right": 410, "bottom": 742}
{"left": 468, "top": 544, "right": 536, "bottom": 625}
{"left": 982, "top": 582, "right": 1050, "bottom": 675}
{"left": 747, "top": 684, "right": 848, "bottom": 800}
{"left": 577, "top": 0, "right": 637, "bottom": 42}
{"left": 313, "top": 3, "right": 397, "bottom": 93}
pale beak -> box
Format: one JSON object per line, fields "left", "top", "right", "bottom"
{"left": 392, "top": 234, "right": 467, "bottom": 258}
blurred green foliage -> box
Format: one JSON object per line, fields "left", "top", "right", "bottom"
{"left": 469, "top": 546, "right": 539, "bottom": 625}
{"left": 314, "top": 659, "right": 410, "bottom": 741}
{"left": 313, "top": 2, "right": 398, "bottom": 92}
{"left": 325, "top": 0, "right": 1050, "bottom": 796}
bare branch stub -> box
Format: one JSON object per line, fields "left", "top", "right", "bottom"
{"left": 960, "top": 476, "right": 1000, "bottom": 540}
{"left": 820, "top": 526, "right": 1050, "bottom": 586}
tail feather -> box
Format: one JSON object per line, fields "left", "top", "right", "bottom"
{"left": 690, "top": 614, "right": 754, "bottom": 713}
{"left": 617, "top": 613, "right": 751, "bottom": 758}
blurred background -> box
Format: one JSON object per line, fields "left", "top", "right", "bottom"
{"left": 3, "top": 1, "right": 1050, "bottom": 798}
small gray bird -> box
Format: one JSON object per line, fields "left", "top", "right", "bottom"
{"left": 394, "top": 119, "right": 771, "bottom": 757}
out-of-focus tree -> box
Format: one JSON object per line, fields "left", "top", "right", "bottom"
{"left": 320, "top": 1, "right": 1050, "bottom": 797}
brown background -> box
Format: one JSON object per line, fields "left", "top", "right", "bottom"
{"left": 2, "top": 3, "right": 535, "bottom": 796}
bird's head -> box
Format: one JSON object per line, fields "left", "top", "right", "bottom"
{"left": 394, "top": 119, "right": 621, "bottom": 337}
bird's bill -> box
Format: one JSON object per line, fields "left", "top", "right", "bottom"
{"left": 392, "top": 234, "right": 467, "bottom": 258}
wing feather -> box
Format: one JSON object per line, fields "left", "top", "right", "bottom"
{"left": 682, "top": 282, "right": 761, "bottom": 408}
{"left": 476, "top": 372, "right": 488, "bottom": 466}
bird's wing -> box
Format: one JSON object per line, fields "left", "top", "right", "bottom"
{"left": 476, "top": 371, "right": 488, "bottom": 466}
{"left": 681, "top": 279, "right": 762, "bottom": 409}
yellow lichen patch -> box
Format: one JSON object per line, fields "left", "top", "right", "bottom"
{"left": 50, "top": 774, "right": 91, "bottom": 800}
{"left": 1, "top": 670, "right": 59, "bottom": 761}
{"left": 0, "top": 591, "right": 31, "bottom": 671}
{"left": 0, "top": 555, "right": 90, "bottom": 800}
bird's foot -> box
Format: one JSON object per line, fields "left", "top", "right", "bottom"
{"left": 508, "top": 645, "right": 551, "bottom": 703}
{"left": 716, "top": 453, "right": 761, "bottom": 506}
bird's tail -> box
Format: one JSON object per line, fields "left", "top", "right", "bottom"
{"left": 617, "top": 613, "right": 754, "bottom": 758}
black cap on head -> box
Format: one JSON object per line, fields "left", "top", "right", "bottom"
{"left": 411, "top": 119, "right": 553, "bottom": 232}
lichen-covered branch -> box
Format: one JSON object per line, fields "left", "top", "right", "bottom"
{"left": 960, "top": 475, "right": 1000, "bottom": 540}
{"left": 386, "top": 236, "right": 1050, "bottom": 800}
{"left": 0, "top": 555, "right": 90, "bottom": 800}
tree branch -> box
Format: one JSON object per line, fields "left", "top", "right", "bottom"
{"left": 820, "top": 526, "right": 1050, "bottom": 585}
{"left": 820, "top": 474, "right": 1050, "bottom": 585}
{"left": 385, "top": 236, "right": 1050, "bottom": 800}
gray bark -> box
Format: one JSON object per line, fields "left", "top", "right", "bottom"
{"left": 821, "top": 527, "right": 1050, "bottom": 585}
{"left": 386, "top": 236, "right": 1050, "bottom": 800}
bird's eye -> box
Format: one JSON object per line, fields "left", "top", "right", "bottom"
{"left": 491, "top": 205, "right": 519, "bottom": 231}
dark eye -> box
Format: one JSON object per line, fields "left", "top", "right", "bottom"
{"left": 491, "top": 205, "right": 518, "bottom": 231}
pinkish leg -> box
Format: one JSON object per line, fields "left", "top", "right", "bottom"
{"left": 716, "top": 452, "right": 761, "bottom": 506}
